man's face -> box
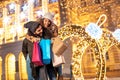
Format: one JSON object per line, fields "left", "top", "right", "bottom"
{"left": 43, "top": 18, "right": 51, "bottom": 28}
{"left": 35, "top": 25, "right": 43, "bottom": 36}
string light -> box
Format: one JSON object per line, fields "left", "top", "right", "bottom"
{"left": 9, "top": 3, "right": 15, "bottom": 10}
{"left": 0, "top": 28, "right": 4, "bottom": 35}
{"left": 112, "top": 29, "right": 120, "bottom": 42}
{"left": 20, "top": 12, "right": 26, "bottom": 20}
{"left": 3, "top": 16, "right": 11, "bottom": 24}
{"left": 58, "top": 24, "right": 119, "bottom": 80}
{"left": 59, "top": 25, "right": 96, "bottom": 80}
{"left": 85, "top": 23, "right": 103, "bottom": 40}
{"left": 22, "top": 4, "right": 28, "bottom": 11}
{"left": 35, "top": 10, "right": 43, "bottom": 17}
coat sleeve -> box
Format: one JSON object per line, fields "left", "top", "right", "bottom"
{"left": 22, "top": 39, "right": 28, "bottom": 60}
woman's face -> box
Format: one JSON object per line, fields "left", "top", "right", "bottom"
{"left": 43, "top": 18, "right": 51, "bottom": 28}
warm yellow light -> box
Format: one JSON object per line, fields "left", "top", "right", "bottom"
{"left": 16, "top": 26, "right": 22, "bottom": 33}
{"left": 0, "top": 57, "right": 2, "bottom": 61}
{"left": 10, "top": 27, "right": 15, "bottom": 34}
{"left": 59, "top": 24, "right": 120, "bottom": 80}
{"left": 9, "top": 3, "right": 15, "bottom": 10}
{"left": 20, "top": 12, "right": 26, "bottom": 20}
{"left": 3, "top": 17, "right": 10, "bottom": 24}
{"left": 0, "top": 28, "right": 4, "bottom": 35}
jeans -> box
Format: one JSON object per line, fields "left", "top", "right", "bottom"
{"left": 39, "top": 66, "right": 49, "bottom": 80}
{"left": 46, "top": 62, "right": 56, "bottom": 80}
{"left": 26, "top": 54, "right": 34, "bottom": 80}
{"left": 55, "top": 65, "right": 62, "bottom": 76}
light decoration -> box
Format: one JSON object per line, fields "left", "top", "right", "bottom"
{"left": 59, "top": 24, "right": 119, "bottom": 80}
{"left": 20, "top": 12, "right": 26, "bottom": 20}
{"left": 58, "top": 7, "right": 120, "bottom": 79}
{"left": 29, "top": 0, "right": 35, "bottom": 3}
{"left": 85, "top": 14, "right": 120, "bottom": 80}
{"left": 58, "top": 25, "right": 96, "bottom": 80}
{"left": 59, "top": 1, "right": 120, "bottom": 79}
{"left": 24, "top": 28, "right": 28, "bottom": 34}
{"left": 94, "top": 29, "right": 120, "bottom": 80}
{"left": 42, "top": 0, "right": 48, "bottom": 15}
{"left": 35, "top": 10, "right": 43, "bottom": 17}
{"left": 112, "top": 29, "right": 120, "bottom": 42}
{"left": 85, "top": 14, "right": 107, "bottom": 40}
{"left": 22, "top": 4, "right": 28, "bottom": 11}
{"left": 85, "top": 23, "right": 103, "bottom": 40}
{"left": 10, "top": 27, "right": 15, "bottom": 34}
{"left": 3, "top": 16, "right": 11, "bottom": 24}
{"left": 0, "top": 28, "right": 4, "bottom": 35}
{"left": 16, "top": 26, "right": 22, "bottom": 33}
{"left": 85, "top": 14, "right": 108, "bottom": 80}
{"left": 9, "top": 3, "right": 15, "bottom": 10}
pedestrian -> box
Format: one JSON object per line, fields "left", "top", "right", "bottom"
{"left": 41, "top": 12, "right": 57, "bottom": 80}
{"left": 49, "top": 22, "right": 63, "bottom": 80}
{"left": 22, "top": 21, "right": 43, "bottom": 80}
{"left": 41, "top": 12, "right": 63, "bottom": 80}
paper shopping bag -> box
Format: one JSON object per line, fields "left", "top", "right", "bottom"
{"left": 32, "top": 42, "right": 43, "bottom": 66}
{"left": 52, "top": 54, "right": 65, "bottom": 67}
{"left": 52, "top": 37, "right": 67, "bottom": 56}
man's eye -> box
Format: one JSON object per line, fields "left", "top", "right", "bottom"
{"left": 38, "top": 30, "right": 41, "bottom": 32}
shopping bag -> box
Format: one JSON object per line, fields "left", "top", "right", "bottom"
{"left": 52, "top": 54, "right": 65, "bottom": 67}
{"left": 52, "top": 37, "right": 67, "bottom": 55}
{"left": 39, "top": 38, "right": 51, "bottom": 64}
{"left": 32, "top": 42, "right": 43, "bottom": 66}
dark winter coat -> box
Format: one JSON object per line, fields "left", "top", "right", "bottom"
{"left": 22, "top": 21, "right": 40, "bottom": 60}
{"left": 22, "top": 38, "right": 33, "bottom": 60}
{"left": 22, "top": 21, "right": 41, "bottom": 78}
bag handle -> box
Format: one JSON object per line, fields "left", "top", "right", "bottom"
{"left": 96, "top": 14, "right": 107, "bottom": 27}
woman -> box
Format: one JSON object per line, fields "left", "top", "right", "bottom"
{"left": 41, "top": 12, "right": 57, "bottom": 80}
{"left": 39, "top": 12, "right": 63, "bottom": 80}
